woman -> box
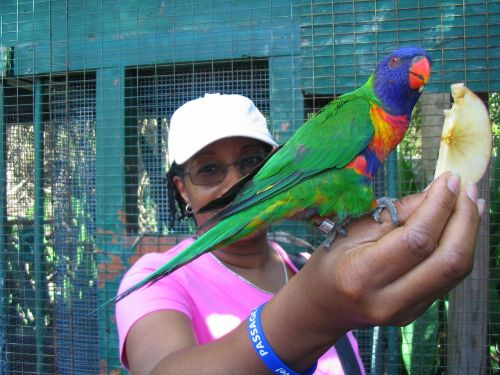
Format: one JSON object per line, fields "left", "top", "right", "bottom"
{"left": 116, "top": 93, "right": 483, "bottom": 375}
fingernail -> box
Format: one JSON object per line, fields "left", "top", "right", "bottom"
{"left": 477, "top": 198, "right": 485, "bottom": 216}
{"left": 447, "top": 174, "right": 461, "bottom": 194}
{"left": 466, "top": 182, "right": 477, "bottom": 203}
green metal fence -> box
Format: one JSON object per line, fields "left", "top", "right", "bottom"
{"left": 0, "top": 1, "right": 498, "bottom": 374}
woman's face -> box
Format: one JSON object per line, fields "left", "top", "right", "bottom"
{"left": 173, "top": 137, "right": 270, "bottom": 228}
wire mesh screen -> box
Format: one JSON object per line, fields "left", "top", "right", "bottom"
{"left": 3, "top": 76, "right": 98, "bottom": 374}
{"left": 0, "top": 1, "right": 498, "bottom": 374}
{"left": 3, "top": 103, "right": 44, "bottom": 375}
{"left": 47, "top": 76, "right": 98, "bottom": 375}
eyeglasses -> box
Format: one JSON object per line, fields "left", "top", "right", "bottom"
{"left": 183, "top": 153, "right": 267, "bottom": 186}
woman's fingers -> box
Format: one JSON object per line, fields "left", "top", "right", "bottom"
{"left": 379, "top": 183, "right": 480, "bottom": 317}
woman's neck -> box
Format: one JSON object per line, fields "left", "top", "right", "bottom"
{"left": 211, "top": 230, "right": 290, "bottom": 294}
{"left": 212, "top": 230, "right": 272, "bottom": 269}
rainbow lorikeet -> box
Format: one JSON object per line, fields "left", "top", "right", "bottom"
{"left": 114, "top": 46, "right": 431, "bottom": 303}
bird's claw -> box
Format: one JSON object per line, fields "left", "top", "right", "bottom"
{"left": 373, "top": 197, "right": 400, "bottom": 225}
{"left": 318, "top": 219, "right": 347, "bottom": 249}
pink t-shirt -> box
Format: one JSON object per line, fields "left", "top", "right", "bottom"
{"left": 116, "top": 238, "right": 365, "bottom": 374}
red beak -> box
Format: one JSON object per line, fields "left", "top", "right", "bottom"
{"left": 409, "top": 56, "right": 431, "bottom": 89}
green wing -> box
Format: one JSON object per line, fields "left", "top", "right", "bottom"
{"left": 198, "top": 89, "right": 375, "bottom": 228}
{"left": 268, "top": 96, "right": 372, "bottom": 173}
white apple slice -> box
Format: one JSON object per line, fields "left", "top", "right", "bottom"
{"left": 434, "top": 83, "right": 492, "bottom": 183}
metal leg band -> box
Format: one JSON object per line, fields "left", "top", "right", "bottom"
{"left": 319, "top": 219, "right": 336, "bottom": 234}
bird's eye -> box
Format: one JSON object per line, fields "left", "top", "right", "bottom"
{"left": 389, "top": 57, "right": 399, "bottom": 67}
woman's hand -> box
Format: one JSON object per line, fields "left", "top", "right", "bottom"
{"left": 308, "top": 172, "right": 483, "bottom": 329}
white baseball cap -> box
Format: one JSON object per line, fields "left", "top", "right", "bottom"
{"left": 168, "top": 93, "right": 278, "bottom": 166}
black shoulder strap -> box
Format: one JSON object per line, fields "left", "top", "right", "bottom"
{"left": 287, "top": 252, "right": 363, "bottom": 375}
{"left": 334, "top": 335, "right": 362, "bottom": 375}
{"left": 287, "top": 252, "right": 308, "bottom": 270}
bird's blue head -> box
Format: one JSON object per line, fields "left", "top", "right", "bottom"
{"left": 373, "top": 46, "right": 432, "bottom": 117}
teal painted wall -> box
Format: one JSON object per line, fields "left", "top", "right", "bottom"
{"left": 1, "top": 0, "right": 498, "bottom": 93}
{"left": 2, "top": 0, "right": 299, "bottom": 73}
{"left": 299, "top": 1, "right": 499, "bottom": 93}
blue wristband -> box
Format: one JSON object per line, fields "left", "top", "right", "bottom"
{"left": 248, "top": 303, "right": 317, "bottom": 375}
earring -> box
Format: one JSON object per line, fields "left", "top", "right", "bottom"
{"left": 185, "top": 203, "right": 194, "bottom": 214}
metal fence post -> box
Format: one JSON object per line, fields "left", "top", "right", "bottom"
{"left": 96, "top": 67, "right": 127, "bottom": 374}
{"left": 33, "top": 78, "right": 46, "bottom": 374}
{"left": 0, "top": 72, "right": 7, "bottom": 375}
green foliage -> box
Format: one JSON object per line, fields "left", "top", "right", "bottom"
{"left": 398, "top": 158, "right": 422, "bottom": 196}
{"left": 401, "top": 300, "right": 443, "bottom": 375}
{"left": 490, "top": 93, "right": 500, "bottom": 127}
{"left": 398, "top": 101, "right": 424, "bottom": 196}
{"left": 400, "top": 100, "right": 423, "bottom": 158}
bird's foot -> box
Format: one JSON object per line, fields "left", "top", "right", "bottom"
{"left": 373, "top": 197, "right": 400, "bottom": 225}
{"left": 318, "top": 219, "right": 347, "bottom": 249}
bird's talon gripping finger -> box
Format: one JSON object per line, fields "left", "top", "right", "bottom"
{"left": 323, "top": 233, "right": 337, "bottom": 249}
{"left": 373, "top": 197, "right": 400, "bottom": 225}
{"left": 319, "top": 219, "right": 347, "bottom": 249}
